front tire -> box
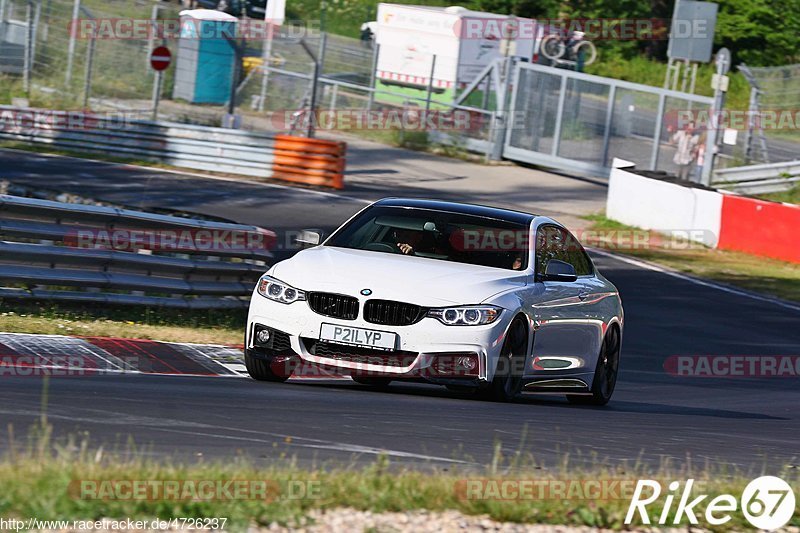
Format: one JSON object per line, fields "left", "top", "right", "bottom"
{"left": 567, "top": 326, "right": 620, "bottom": 406}
{"left": 244, "top": 350, "right": 292, "bottom": 382}
{"left": 482, "top": 317, "right": 528, "bottom": 402}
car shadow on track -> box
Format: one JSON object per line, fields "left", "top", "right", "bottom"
{"left": 278, "top": 380, "right": 787, "bottom": 420}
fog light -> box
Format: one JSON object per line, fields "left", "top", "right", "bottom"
{"left": 256, "top": 329, "right": 271, "bottom": 344}
{"left": 456, "top": 356, "right": 477, "bottom": 370}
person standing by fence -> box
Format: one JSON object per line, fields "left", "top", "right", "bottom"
{"left": 669, "top": 122, "right": 699, "bottom": 181}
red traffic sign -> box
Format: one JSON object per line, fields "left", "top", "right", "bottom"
{"left": 150, "top": 46, "right": 172, "bottom": 71}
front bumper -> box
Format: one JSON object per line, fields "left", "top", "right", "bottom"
{"left": 246, "top": 294, "right": 513, "bottom": 383}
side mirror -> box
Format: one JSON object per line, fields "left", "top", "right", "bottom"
{"left": 540, "top": 259, "right": 577, "bottom": 282}
{"left": 295, "top": 229, "right": 322, "bottom": 248}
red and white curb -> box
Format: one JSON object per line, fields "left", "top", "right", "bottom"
{"left": 0, "top": 332, "right": 348, "bottom": 380}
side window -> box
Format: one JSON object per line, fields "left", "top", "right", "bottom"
{"left": 563, "top": 231, "right": 593, "bottom": 276}
{"left": 535, "top": 225, "right": 565, "bottom": 275}
{"left": 536, "top": 225, "right": 593, "bottom": 277}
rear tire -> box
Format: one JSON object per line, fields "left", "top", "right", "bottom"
{"left": 482, "top": 317, "right": 528, "bottom": 402}
{"left": 567, "top": 326, "right": 620, "bottom": 406}
{"left": 244, "top": 350, "right": 291, "bottom": 382}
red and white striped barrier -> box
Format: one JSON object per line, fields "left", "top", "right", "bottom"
{"left": 607, "top": 166, "right": 800, "bottom": 264}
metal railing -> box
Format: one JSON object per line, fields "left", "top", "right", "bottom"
{"left": 712, "top": 160, "right": 800, "bottom": 194}
{"left": 0, "top": 194, "right": 273, "bottom": 308}
{"left": 0, "top": 106, "right": 278, "bottom": 177}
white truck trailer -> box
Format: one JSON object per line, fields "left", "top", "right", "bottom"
{"left": 374, "top": 4, "right": 542, "bottom": 102}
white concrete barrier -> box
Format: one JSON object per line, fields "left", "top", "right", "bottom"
{"left": 606, "top": 167, "right": 722, "bottom": 247}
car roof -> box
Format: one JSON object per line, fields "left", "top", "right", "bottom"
{"left": 372, "top": 198, "right": 537, "bottom": 225}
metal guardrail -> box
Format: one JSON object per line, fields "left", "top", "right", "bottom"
{"left": 0, "top": 106, "right": 278, "bottom": 177}
{"left": 0, "top": 194, "right": 273, "bottom": 308}
{"left": 712, "top": 160, "right": 800, "bottom": 194}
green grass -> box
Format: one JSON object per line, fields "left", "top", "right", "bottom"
{"left": 0, "top": 301, "right": 245, "bottom": 345}
{"left": 583, "top": 214, "right": 800, "bottom": 302}
{"left": 2, "top": 421, "right": 797, "bottom": 532}
{"left": 756, "top": 184, "right": 800, "bottom": 205}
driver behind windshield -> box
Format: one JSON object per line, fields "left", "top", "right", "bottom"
{"left": 392, "top": 228, "right": 425, "bottom": 255}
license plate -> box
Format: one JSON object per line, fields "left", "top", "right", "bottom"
{"left": 319, "top": 323, "right": 397, "bottom": 351}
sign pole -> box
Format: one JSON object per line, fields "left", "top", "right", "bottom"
{"left": 149, "top": 45, "right": 172, "bottom": 121}
{"left": 151, "top": 69, "right": 163, "bottom": 121}
{"left": 700, "top": 47, "right": 729, "bottom": 186}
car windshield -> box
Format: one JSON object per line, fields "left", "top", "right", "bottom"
{"left": 326, "top": 206, "right": 529, "bottom": 270}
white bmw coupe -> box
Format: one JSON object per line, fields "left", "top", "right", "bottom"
{"left": 245, "top": 198, "right": 623, "bottom": 404}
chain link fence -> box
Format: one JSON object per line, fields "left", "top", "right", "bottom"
{"left": 1, "top": 0, "right": 178, "bottom": 113}
{"left": 2, "top": 2, "right": 489, "bottom": 147}
{"left": 734, "top": 63, "right": 800, "bottom": 166}
{"left": 8, "top": 1, "right": 795, "bottom": 177}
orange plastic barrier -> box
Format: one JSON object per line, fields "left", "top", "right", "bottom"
{"left": 271, "top": 135, "right": 346, "bottom": 189}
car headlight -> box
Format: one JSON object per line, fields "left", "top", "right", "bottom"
{"left": 256, "top": 275, "right": 306, "bottom": 304}
{"left": 427, "top": 305, "right": 502, "bottom": 326}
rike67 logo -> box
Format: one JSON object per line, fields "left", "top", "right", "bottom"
{"left": 626, "top": 476, "right": 796, "bottom": 530}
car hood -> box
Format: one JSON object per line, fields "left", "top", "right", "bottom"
{"left": 271, "top": 246, "right": 527, "bottom": 306}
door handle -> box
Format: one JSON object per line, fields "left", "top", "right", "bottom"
{"left": 578, "top": 292, "right": 590, "bottom": 301}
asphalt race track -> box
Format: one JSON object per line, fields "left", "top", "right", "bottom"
{"left": 0, "top": 150, "right": 798, "bottom": 470}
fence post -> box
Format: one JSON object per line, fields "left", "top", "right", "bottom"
{"left": 550, "top": 75, "right": 568, "bottom": 157}
{"left": 307, "top": 47, "right": 320, "bottom": 138}
{"left": 490, "top": 57, "right": 513, "bottom": 161}
{"left": 649, "top": 93, "right": 666, "bottom": 170}
{"left": 256, "top": 22, "right": 274, "bottom": 112}
{"left": 65, "top": 0, "right": 79, "bottom": 85}
{"left": 82, "top": 23, "right": 95, "bottom": 108}
{"left": 601, "top": 84, "right": 616, "bottom": 167}
{"left": 366, "top": 43, "right": 379, "bottom": 112}
{"left": 23, "top": 0, "right": 34, "bottom": 95}
{"left": 329, "top": 82, "right": 338, "bottom": 113}
{"left": 297, "top": 38, "right": 320, "bottom": 137}
{"left": 317, "top": 31, "right": 327, "bottom": 75}
{"left": 424, "top": 54, "right": 437, "bottom": 115}
{"left": 31, "top": 0, "right": 40, "bottom": 65}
